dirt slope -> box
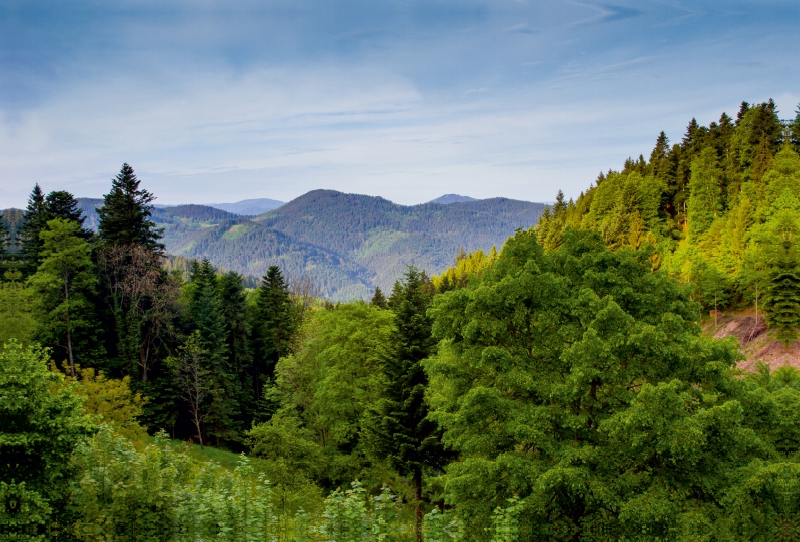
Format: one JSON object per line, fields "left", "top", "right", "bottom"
{"left": 704, "top": 309, "right": 800, "bottom": 372}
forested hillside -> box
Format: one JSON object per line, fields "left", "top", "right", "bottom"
{"left": 256, "top": 189, "right": 545, "bottom": 293}
{"left": 66, "top": 190, "right": 545, "bottom": 300}
{"left": 536, "top": 100, "right": 800, "bottom": 334}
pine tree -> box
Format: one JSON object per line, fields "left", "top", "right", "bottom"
{"left": 97, "top": 163, "right": 164, "bottom": 253}
{"left": 44, "top": 190, "right": 90, "bottom": 235}
{"left": 186, "top": 259, "right": 235, "bottom": 443}
{"left": 0, "top": 213, "right": 9, "bottom": 272}
{"left": 219, "top": 270, "right": 254, "bottom": 429}
{"left": 687, "top": 147, "right": 723, "bottom": 238}
{"left": 371, "top": 286, "right": 388, "bottom": 308}
{"left": 18, "top": 184, "right": 47, "bottom": 277}
{"left": 363, "top": 266, "right": 452, "bottom": 541}
{"left": 252, "top": 265, "right": 294, "bottom": 416}
{"left": 765, "top": 241, "right": 800, "bottom": 346}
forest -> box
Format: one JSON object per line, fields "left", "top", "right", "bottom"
{"left": 5, "top": 100, "right": 800, "bottom": 541}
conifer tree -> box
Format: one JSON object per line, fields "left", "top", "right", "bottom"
{"left": 363, "top": 266, "right": 452, "bottom": 541}
{"left": 370, "top": 286, "right": 388, "bottom": 308}
{"left": 97, "top": 163, "right": 164, "bottom": 253}
{"left": 18, "top": 184, "right": 47, "bottom": 277}
{"left": 688, "top": 147, "right": 723, "bottom": 238}
{"left": 765, "top": 241, "right": 800, "bottom": 346}
{"left": 219, "top": 270, "right": 254, "bottom": 428}
{"left": 44, "top": 190, "right": 91, "bottom": 238}
{"left": 252, "top": 265, "right": 294, "bottom": 415}
{"left": 186, "top": 259, "right": 236, "bottom": 443}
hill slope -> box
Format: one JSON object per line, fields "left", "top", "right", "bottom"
{"left": 255, "top": 190, "right": 545, "bottom": 290}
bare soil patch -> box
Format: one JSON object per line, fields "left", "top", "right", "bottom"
{"left": 704, "top": 309, "right": 800, "bottom": 372}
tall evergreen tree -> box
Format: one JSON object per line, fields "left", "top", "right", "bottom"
{"left": 185, "top": 259, "right": 236, "bottom": 443}
{"left": 370, "top": 286, "right": 388, "bottom": 308}
{"left": 363, "top": 266, "right": 452, "bottom": 541}
{"left": 219, "top": 270, "right": 254, "bottom": 430}
{"left": 18, "top": 184, "right": 47, "bottom": 277}
{"left": 765, "top": 241, "right": 800, "bottom": 346}
{"left": 97, "top": 164, "right": 164, "bottom": 253}
{"left": 252, "top": 266, "right": 294, "bottom": 389}
{"left": 687, "top": 147, "right": 723, "bottom": 238}
{"left": 44, "top": 191, "right": 89, "bottom": 233}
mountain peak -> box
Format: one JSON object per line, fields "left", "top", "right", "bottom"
{"left": 427, "top": 194, "right": 477, "bottom": 205}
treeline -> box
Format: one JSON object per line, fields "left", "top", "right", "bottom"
{"left": 0, "top": 165, "right": 307, "bottom": 445}
{"left": 535, "top": 100, "right": 800, "bottom": 339}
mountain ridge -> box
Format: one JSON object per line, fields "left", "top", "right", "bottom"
{"left": 9, "top": 190, "right": 545, "bottom": 300}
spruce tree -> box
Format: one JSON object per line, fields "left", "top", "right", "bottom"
{"left": 765, "top": 241, "right": 800, "bottom": 346}
{"left": 97, "top": 163, "right": 164, "bottom": 253}
{"left": 370, "top": 286, "right": 388, "bottom": 308}
{"left": 18, "top": 184, "right": 47, "bottom": 277}
{"left": 363, "top": 266, "right": 452, "bottom": 541}
{"left": 219, "top": 270, "right": 254, "bottom": 428}
{"left": 252, "top": 265, "right": 294, "bottom": 415}
{"left": 186, "top": 259, "right": 233, "bottom": 443}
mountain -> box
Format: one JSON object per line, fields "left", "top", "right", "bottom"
{"left": 205, "top": 198, "right": 285, "bottom": 216}
{"left": 427, "top": 194, "right": 477, "bottom": 204}
{"left": 255, "top": 190, "right": 545, "bottom": 292}
{"left": 34, "top": 191, "right": 544, "bottom": 300}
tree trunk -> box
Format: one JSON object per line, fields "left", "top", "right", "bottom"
{"left": 414, "top": 469, "right": 423, "bottom": 542}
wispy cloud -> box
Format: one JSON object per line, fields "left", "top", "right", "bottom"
{"left": 566, "top": 2, "right": 642, "bottom": 26}
{"left": 2, "top": 0, "right": 800, "bottom": 207}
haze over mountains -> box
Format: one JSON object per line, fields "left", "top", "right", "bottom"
{"left": 60, "top": 191, "right": 545, "bottom": 300}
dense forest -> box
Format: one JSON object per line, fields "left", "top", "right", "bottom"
{"left": 6, "top": 100, "right": 800, "bottom": 541}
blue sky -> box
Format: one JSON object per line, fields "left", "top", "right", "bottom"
{"left": 2, "top": 0, "right": 800, "bottom": 207}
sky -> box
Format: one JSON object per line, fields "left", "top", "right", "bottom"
{"left": 2, "top": 0, "right": 800, "bottom": 208}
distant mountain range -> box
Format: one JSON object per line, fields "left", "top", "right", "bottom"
{"left": 6, "top": 191, "right": 545, "bottom": 300}
{"left": 153, "top": 198, "right": 286, "bottom": 216}
{"left": 427, "top": 194, "right": 476, "bottom": 204}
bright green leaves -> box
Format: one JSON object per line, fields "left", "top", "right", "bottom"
{"left": 0, "top": 341, "right": 95, "bottom": 537}
{"left": 426, "top": 229, "right": 744, "bottom": 539}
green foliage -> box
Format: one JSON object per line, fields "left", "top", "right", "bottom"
{"left": 0, "top": 341, "right": 95, "bottom": 538}
{"left": 97, "top": 163, "right": 164, "bottom": 253}
{"left": 371, "top": 287, "right": 388, "bottom": 309}
{"left": 0, "top": 270, "right": 38, "bottom": 345}
{"left": 270, "top": 302, "right": 395, "bottom": 485}
{"left": 764, "top": 241, "right": 800, "bottom": 345}
{"left": 363, "top": 267, "right": 452, "bottom": 537}
{"left": 27, "top": 219, "right": 103, "bottom": 375}
{"left": 425, "top": 229, "right": 744, "bottom": 539}
{"left": 320, "top": 481, "right": 403, "bottom": 542}
{"left": 422, "top": 508, "right": 463, "bottom": 542}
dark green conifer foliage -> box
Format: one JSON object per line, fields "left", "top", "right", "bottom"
{"left": 0, "top": 214, "right": 9, "bottom": 270}
{"left": 186, "top": 259, "right": 236, "bottom": 443}
{"left": 218, "top": 270, "right": 254, "bottom": 431}
{"left": 765, "top": 241, "right": 800, "bottom": 346}
{"left": 791, "top": 102, "right": 800, "bottom": 152}
{"left": 252, "top": 265, "right": 294, "bottom": 415}
{"left": 18, "top": 184, "right": 47, "bottom": 277}
{"left": 370, "top": 286, "right": 388, "bottom": 308}
{"left": 363, "top": 266, "right": 452, "bottom": 540}
{"left": 97, "top": 164, "right": 164, "bottom": 253}
{"left": 43, "top": 191, "right": 91, "bottom": 238}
